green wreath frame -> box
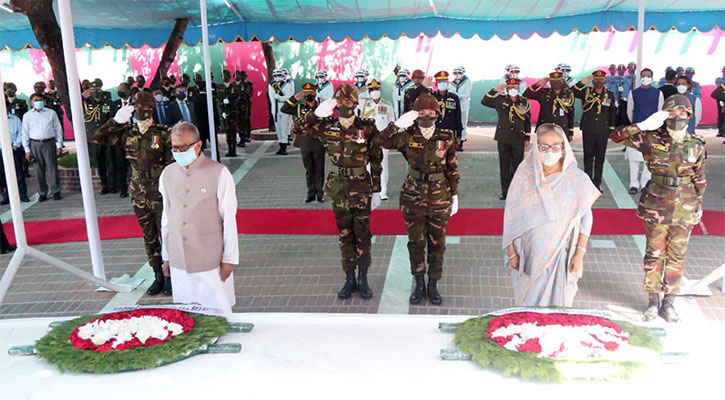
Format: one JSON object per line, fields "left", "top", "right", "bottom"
{"left": 453, "top": 315, "right": 664, "bottom": 382}
{"left": 35, "top": 312, "right": 230, "bottom": 374}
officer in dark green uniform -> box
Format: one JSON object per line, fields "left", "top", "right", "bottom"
{"left": 3, "top": 82, "right": 28, "bottom": 118}
{"left": 83, "top": 79, "right": 115, "bottom": 194}
{"left": 610, "top": 94, "right": 707, "bottom": 323}
{"left": 572, "top": 70, "right": 618, "bottom": 191}
{"left": 482, "top": 78, "right": 531, "bottom": 200}
{"left": 375, "top": 94, "right": 460, "bottom": 305}
{"left": 218, "top": 70, "right": 238, "bottom": 156}
{"left": 524, "top": 72, "right": 576, "bottom": 141}
{"left": 234, "top": 70, "right": 253, "bottom": 147}
{"left": 295, "top": 84, "right": 384, "bottom": 300}
{"left": 94, "top": 91, "right": 174, "bottom": 296}
{"left": 282, "top": 83, "right": 325, "bottom": 203}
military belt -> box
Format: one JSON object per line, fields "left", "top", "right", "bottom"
{"left": 409, "top": 169, "right": 445, "bottom": 181}
{"left": 650, "top": 174, "right": 691, "bottom": 187}
{"left": 332, "top": 165, "right": 367, "bottom": 176}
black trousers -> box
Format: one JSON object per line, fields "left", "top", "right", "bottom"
{"left": 95, "top": 143, "right": 127, "bottom": 192}
{"left": 0, "top": 147, "right": 28, "bottom": 199}
{"left": 617, "top": 100, "right": 631, "bottom": 126}
{"left": 496, "top": 141, "right": 525, "bottom": 194}
{"left": 0, "top": 223, "right": 10, "bottom": 250}
{"left": 111, "top": 145, "right": 128, "bottom": 193}
{"left": 717, "top": 108, "right": 724, "bottom": 136}
{"left": 582, "top": 131, "right": 609, "bottom": 186}
{"left": 301, "top": 147, "right": 325, "bottom": 198}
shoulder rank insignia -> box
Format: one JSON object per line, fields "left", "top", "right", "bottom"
{"left": 652, "top": 143, "right": 668, "bottom": 152}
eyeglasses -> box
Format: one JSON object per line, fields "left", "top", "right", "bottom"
{"left": 171, "top": 141, "right": 198, "bottom": 152}
{"left": 538, "top": 144, "right": 564, "bottom": 151}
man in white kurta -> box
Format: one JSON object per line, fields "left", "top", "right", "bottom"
{"left": 357, "top": 79, "right": 395, "bottom": 200}
{"left": 160, "top": 122, "right": 238, "bottom": 317}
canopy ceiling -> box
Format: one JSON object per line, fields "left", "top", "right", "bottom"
{"left": 0, "top": 0, "right": 723, "bottom": 50}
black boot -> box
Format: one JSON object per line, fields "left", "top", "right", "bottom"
{"left": 146, "top": 263, "right": 164, "bottom": 296}
{"left": 275, "top": 144, "right": 284, "bottom": 155}
{"left": 337, "top": 269, "right": 358, "bottom": 299}
{"left": 409, "top": 276, "right": 426, "bottom": 304}
{"left": 358, "top": 269, "right": 373, "bottom": 299}
{"left": 278, "top": 143, "right": 287, "bottom": 155}
{"left": 163, "top": 277, "right": 172, "bottom": 296}
{"left": 225, "top": 145, "right": 237, "bottom": 157}
{"left": 643, "top": 293, "right": 660, "bottom": 321}
{"left": 659, "top": 294, "right": 681, "bottom": 323}
{"left": 427, "top": 278, "right": 442, "bottom": 305}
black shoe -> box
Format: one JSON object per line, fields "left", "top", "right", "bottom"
{"left": 499, "top": 193, "right": 507, "bottom": 201}
{"left": 643, "top": 293, "right": 660, "bottom": 322}
{"left": 100, "top": 188, "right": 110, "bottom": 195}
{"left": 275, "top": 145, "right": 284, "bottom": 155}
{"left": 20, "top": 196, "right": 30, "bottom": 203}
{"left": 146, "top": 264, "right": 164, "bottom": 296}
{"left": 304, "top": 196, "right": 315, "bottom": 203}
{"left": 427, "top": 278, "right": 442, "bottom": 305}
{"left": 337, "top": 270, "right": 358, "bottom": 299}
{"left": 276, "top": 144, "right": 288, "bottom": 155}
{"left": 245, "top": 137, "right": 252, "bottom": 143}
{"left": 628, "top": 187, "right": 638, "bottom": 195}
{"left": 38, "top": 195, "right": 48, "bottom": 202}
{"left": 317, "top": 195, "right": 325, "bottom": 203}
{"left": 163, "top": 277, "right": 172, "bottom": 296}
{"left": 0, "top": 199, "right": 7, "bottom": 205}
{"left": 659, "top": 294, "right": 681, "bottom": 323}
{"left": 409, "top": 276, "right": 426, "bottom": 304}
{"left": 119, "top": 191, "right": 128, "bottom": 198}
{"left": 53, "top": 193, "right": 61, "bottom": 200}
{"left": 225, "top": 150, "right": 238, "bottom": 157}
{"left": 110, "top": 189, "right": 118, "bottom": 193}
{"left": 358, "top": 270, "right": 373, "bottom": 299}
{"left": 0, "top": 244, "right": 16, "bottom": 254}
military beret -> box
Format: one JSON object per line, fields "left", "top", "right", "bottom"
{"left": 135, "top": 91, "right": 157, "bottom": 107}
{"left": 592, "top": 70, "right": 607, "bottom": 81}
{"left": 411, "top": 69, "right": 425, "bottom": 79}
{"left": 302, "top": 83, "right": 317, "bottom": 92}
{"left": 662, "top": 94, "right": 693, "bottom": 117}
{"left": 367, "top": 79, "right": 382, "bottom": 90}
{"left": 434, "top": 71, "right": 449, "bottom": 81}
{"left": 413, "top": 93, "right": 440, "bottom": 114}
{"left": 334, "top": 84, "right": 358, "bottom": 103}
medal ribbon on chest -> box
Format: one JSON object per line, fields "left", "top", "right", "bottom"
{"left": 436, "top": 140, "right": 445, "bottom": 151}
{"left": 356, "top": 129, "right": 366, "bottom": 144}
{"left": 151, "top": 135, "right": 160, "bottom": 149}
{"left": 509, "top": 100, "right": 530, "bottom": 122}
{"left": 687, "top": 147, "right": 697, "bottom": 162}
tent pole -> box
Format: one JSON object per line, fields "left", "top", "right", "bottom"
{"left": 636, "top": 0, "right": 645, "bottom": 85}
{"left": 200, "top": 0, "right": 218, "bottom": 161}
{"left": 57, "top": 0, "right": 107, "bottom": 280}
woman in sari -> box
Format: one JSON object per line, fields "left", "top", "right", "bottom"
{"left": 503, "top": 123, "right": 601, "bottom": 307}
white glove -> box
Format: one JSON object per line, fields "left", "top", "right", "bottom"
{"left": 113, "top": 105, "right": 134, "bottom": 124}
{"left": 371, "top": 192, "right": 382, "bottom": 211}
{"left": 222, "top": 112, "right": 228, "bottom": 119}
{"left": 223, "top": 98, "right": 230, "bottom": 105}
{"left": 314, "top": 98, "right": 337, "bottom": 118}
{"left": 394, "top": 110, "right": 418, "bottom": 129}
{"left": 636, "top": 110, "right": 668, "bottom": 131}
{"left": 450, "top": 195, "right": 459, "bottom": 217}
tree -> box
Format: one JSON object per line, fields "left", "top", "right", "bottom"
{"left": 149, "top": 18, "right": 189, "bottom": 90}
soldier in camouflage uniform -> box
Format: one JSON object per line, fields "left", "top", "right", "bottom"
{"left": 375, "top": 94, "right": 460, "bottom": 305}
{"left": 83, "top": 79, "right": 115, "bottom": 194}
{"left": 295, "top": 84, "right": 384, "bottom": 300}
{"left": 234, "top": 70, "right": 253, "bottom": 147}
{"left": 93, "top": 91, "right": 174, "bottom": 296}
{"left": 610, "top": 94, "right": 707, "bottom": 323}
{"left": 218, "top": 69, "right": 239, "bottom": 156}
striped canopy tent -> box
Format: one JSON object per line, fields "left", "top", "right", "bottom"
{"left": 0, "top": 0, "right": 723, "bottom": 50}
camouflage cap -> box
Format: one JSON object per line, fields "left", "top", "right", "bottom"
{"left": 135, "top": 91, "right": 157, "bottom": 107}
{"left": 334, "top": 84, "right": 358, "bottom": 103}
{"left": 662, "top": 94, "right": 693, "bottom": 116}
{"left": 413, "top": 93, "right": 440, "bottom": 114}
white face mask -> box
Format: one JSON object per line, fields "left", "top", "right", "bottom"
{"left": 640, "top": 76, "right": 653, "bottom": 86}
{"left": 369, "top": 90, "right": 381, "bottom": 100}
{"left": 540, "top": 151, "right": 563, "bottom": 166}
{"left": 316, "top": 78, "right": 326, "bottom": 85}
{"left": 154, "top": 94, "right": 164, "bottom": 102}
{"left": 437, "top": 82, "right": 448, "bottom": 91}
{"left": 398, "top": 76, "right": 407, "bottom": 84}
{"left": 356, "top": 77, "right": 366, "bottom": 84}
{"left": 510, "top": 72, "right": 519, "bottom": 79}
{"left": 676, "top": 85, "right": 688, "bottom": 94}
{"left": 508, "top": 89, "right": 519, "bottom": 97}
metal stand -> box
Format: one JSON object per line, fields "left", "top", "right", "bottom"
{"left": 681, "top": 263, "right": 725, "bottom": 296}
{"left": 0, "top": 0, "right": 131, "bottom": 304}
{"left": 200, "top": 0, "right": 219, "bottom": 161}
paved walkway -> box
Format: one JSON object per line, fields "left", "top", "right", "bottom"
{"left": 1, "top": 127, "right": 723, "bottom": 322}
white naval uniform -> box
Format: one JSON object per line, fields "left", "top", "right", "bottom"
{"left": 450, "top": 76, "right": 473, "bottom": 141}
{"left": 357, "top": 97, "right": 395, "bottom": 198}
{"left": 625, "top": 90, "right": 664, "bottom": 189}
{"left": 354, "top": 83, "right": 370, "bottom": 117}
{"left": 392, "top": 80, "right": 414, "bottom": 118}
{"left": 267, "top": 79, "right": 295, "bottom": 143}
{"left": 316, "top": 81, "right": 334, "bottom": 102}
{"left": 160, "top": 160, "right": 239, "bottom": 318}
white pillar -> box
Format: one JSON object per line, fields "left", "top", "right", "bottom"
{"left": 636, "top": 0, "right": 645, "bottom": 84}
{"left": 57, "top": 0, "right": 106, "bottom": 280}
{"left": 200, "top": 0, "right": 219, "bottom": 161}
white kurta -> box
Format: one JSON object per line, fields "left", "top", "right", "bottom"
{"left": 160, "top": 166, "right": 239, "bottom": 317}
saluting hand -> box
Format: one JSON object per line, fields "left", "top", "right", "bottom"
{"left": 294, "top": 91, "right": 305, "bottom": 101}
{"left": 581, "top": 75, "right": 594, "bottom": 85}
{"left": 422, "top": 76, "right": 433, "bottom": 88}
{"left": 493, "top": 84, "right": 506, "bottom": 93}
{"left": 113, "top": 105, "right": 134, "bottom": 124}
{"left": 536, "top": 77, "right": 550, "bottom": 87}
{"left": 394, "top": 110, "right": 418, "bottom": 129}
{"left": 314, "top": 98, "right": 336, "bottom": 118}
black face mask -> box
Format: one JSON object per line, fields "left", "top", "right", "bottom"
{"left": 176, "top": 92, "right": 187, "bottom": 101}
{"left": 92, "top": 91, "right": 102, "bottom": 99}
{"left": 118, "top": 91, "right": 129, "bottom": 99}
{"left": 666, "top": 116, "right": 688, "bottom": 131}
{"left": 5, "top": 90, "right": 16, "bottom": 98}
{"left": 34, "top": 88, "right": 44, "bottom": 95}
{"left": 417, "top": 115, "right": 437, "bottom": 128}
{"left": 135, "top": 108, "right": 152, "bottom": 121}
{"left": 551, "top": 83, "right": 563, "bottom": 91}
{"left": 336, "top": 106, "right": 354, "bottom": 118}
{"left": 593, "top": 82, "right": 604, "bottom": 89}
{"left": 305, "top": 95, "right": 316, "bottom": 103}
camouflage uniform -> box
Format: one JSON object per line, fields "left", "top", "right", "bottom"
{"left": 93, "top": 96, "right": 173, "bottom": 268}
{"left": 295, "top": 87, "right": 383, "bottom": 273}
{"left": 610, "top": 102, "right": 707, "bottom": 295}
{"left": 375, "top": 96, "right": 460, "bottom": 280}
{"left": 217, "top": 77, "right": 239, "bottom": 153}
{"left": 235, "top": 72, "right": 253, "bottom": 146}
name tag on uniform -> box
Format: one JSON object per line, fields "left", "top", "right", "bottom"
{"left": 559, "top": 108, "right": 565, "bottom": 116}
{"left": 409, "top": 141, "right": 424, "bottom": 149}
{"left": 652, "top": 144, "right": 669, "bottom": 152}
{"left": 127, "top": 136, "right": 138, "bottom": 143}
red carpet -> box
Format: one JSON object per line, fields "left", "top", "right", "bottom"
{"left": 3, "top": 209, "right": 723, "bottom": 245}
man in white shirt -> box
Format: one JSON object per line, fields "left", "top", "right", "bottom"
{"left": 160, "top": 122, "right": 238, "bottom": 317}
{"left": 22, "top": 93, "right": 63, "bottom": 201}
{"left": 357, "top": 79, "right": 395, "bottom": 200}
